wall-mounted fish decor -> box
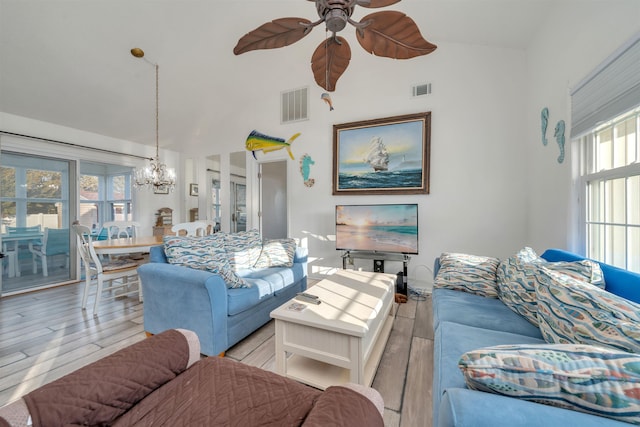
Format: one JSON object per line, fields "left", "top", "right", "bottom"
{"left": 299, "top": 153, "right": 315, "bottom": 187}
{"left": 321, "top": 93, "right": 334, "bottom": 111}
{"left": 245, "top": 130, "right": 301, "bottom": 160}
{"left": 554, "top": 120, "right": 565, "bottom": 164}
{"left": 541, "top": 107, "right": 549, "bottom": 146}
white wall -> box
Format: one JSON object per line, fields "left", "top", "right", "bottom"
{"left": 525, "top": 1, "right": 640, "bottom": 255}
{"left": 195, "top": 39, "right": 529, "bottom": 279}
{"left": 0, "top": 112, "right": 183, "bottom": 236}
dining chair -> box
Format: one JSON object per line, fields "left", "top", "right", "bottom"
{"left": 102, "top": 221, "right": 141, "bottom": 240}
{"left": 202, "top": 219, "right": 221, "bottom": 235}
{"left": 101, "top": 221, "right": 142, "bottom": 261}
{"left": 171, "top": 221, "right": 208, "bottom": 237}
{"left": 72, "top": 224, "right": 141, "bottom": 316}
{"left": 29, "top": 227, "right": 69, "bottom": 277}
{"left": 4, "top": 225, "right": 42, "bottom": 277}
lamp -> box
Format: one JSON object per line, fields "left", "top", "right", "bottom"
{"left": 131, "top": 47, "right": 176, "bottom": 192}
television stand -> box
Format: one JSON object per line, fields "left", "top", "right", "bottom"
{"left": 341, "top": 251, "right": 410, "bottom": 293}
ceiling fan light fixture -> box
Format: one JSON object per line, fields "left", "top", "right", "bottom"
{"left": 325, "top": 9, "right": 348, "bottom": 32}
{"left": 234, "top": 0, "right": 436, "bottom": 92}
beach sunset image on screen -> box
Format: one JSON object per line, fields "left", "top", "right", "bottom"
{"left": 335, "top": 204, "right": 418, "bottom": 254}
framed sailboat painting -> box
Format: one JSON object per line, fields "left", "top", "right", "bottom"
{"left": 333, "top": 112, "right": 431, "bottom": 195}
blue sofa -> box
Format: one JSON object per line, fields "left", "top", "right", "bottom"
{"left": 137, "top": 245, "right": 308, "bottom": 356}
{"left": 432, "top": 248, "right": 640, "bottom": 427}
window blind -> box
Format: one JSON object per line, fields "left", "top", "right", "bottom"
{"left": 570, "top": 32, "right": 640, "bottom": 138}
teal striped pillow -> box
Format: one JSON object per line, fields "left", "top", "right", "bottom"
{"left": 459, "top": 343, "right": 640, "bottom": 425}
{"left": 163, "top": 235, "right": 248, "bottom": 288}
{"left": 254, "top": 239, "right": 296, "bottom": 268}
{"left": 223, "top": 229, "right": 262, "bottom": 271}
{"left": 497, "top": 250, "right": 605, "bottom": 326}
{"left": 536, "top": 267, "right": 640, "bottom": 353}
{"left": 434, "top": 252, "right": 500, "bottom": 298}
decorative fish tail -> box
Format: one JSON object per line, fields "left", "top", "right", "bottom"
{"left": 285, "top": 133, "right": 301, "bottom": 160}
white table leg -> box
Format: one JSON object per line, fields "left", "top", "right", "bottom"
{"left": 275, "top": 320, "right": 286, "bottom": 375}
{"left": 349, "top": 335, "right": 363, "bottom": 384}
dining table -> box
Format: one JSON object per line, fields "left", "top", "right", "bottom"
{"left": 91, "top": 235, "right": 163, "bottom": 256}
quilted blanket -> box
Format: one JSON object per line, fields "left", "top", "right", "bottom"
{"left": 112, "top": 357, "right": 383, "bottom": 426}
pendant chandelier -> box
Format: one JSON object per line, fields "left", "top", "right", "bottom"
{"left": 131, "top": 47, "right": 176, "bottom": 192}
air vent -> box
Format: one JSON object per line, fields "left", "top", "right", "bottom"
{"left": 412, "top": 83, "right": 432, "bottom": 97}
{"left": 281, "top": 87, "right": 309, "bottom": 123}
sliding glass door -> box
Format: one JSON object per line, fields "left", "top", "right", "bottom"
{"left": 0, "top": 152, "right": 75, "bottom": 295}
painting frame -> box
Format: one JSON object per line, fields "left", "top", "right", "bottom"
{"left": 333, "top": 112, "right": 431, "bottom": 195}
{"left": 189, "top": 183, "right": 199, "bottom": 196}
{"left": 154, "top": 185, "right": 170, "bottom": 195}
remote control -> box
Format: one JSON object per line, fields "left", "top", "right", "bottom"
{"left": 297, "top": 292, "right": 318, "bottom": 300}
{"left": 296, "top": 295, "right": 321, "bottom": 304}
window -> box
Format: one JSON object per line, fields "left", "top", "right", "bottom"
{"left": 578, "top": 108, "right": 640, "bottom": 272}
{"left": 79, "top": 162, "right": 133, "bottom": 232}
{"left": 1, "top": 153, "right": 69, "bottom": 233}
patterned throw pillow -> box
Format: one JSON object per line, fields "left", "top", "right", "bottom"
{"left": 536, "top": 268, "right": 640, "bottom": 353}
{"left": 497, "top": 247, "right": 604, "bottom": 326}
{"left": 163, "top": 235, "right": 249, "bottom": 288}
{"left": 223, "top": 229, "right": 263, "bottom": 271}
{"left": 458, "top": 343, "right": 640, "bottom": 425}
{"left": 253, "top": 238, "right": 297, "bottom": 268}
{"left": 434, "top": 252, "right": 500, "bottom": 298}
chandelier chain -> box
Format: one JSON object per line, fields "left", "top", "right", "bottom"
{"left": 132, "top": 48, "right": 176, "bottom": 192}
{"left": 155, "top": 64, "right": 159, "bottom": 160}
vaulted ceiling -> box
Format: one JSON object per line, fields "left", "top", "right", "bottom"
{"left": 0, "top": 0, "right": 556, "bottom": 152}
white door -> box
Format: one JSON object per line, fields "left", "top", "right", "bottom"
{"left": 0, "top": 152, "right": 74, "bottom": 295}
{"left": 259, "top": 161, "right": 287, "bottom": 239}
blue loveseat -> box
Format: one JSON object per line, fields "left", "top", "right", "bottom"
{"left": 137, "top": 244, "right": 307, "bottom": 356}
{"left": 432, "top": 248, "right": 640, "bottom": 427}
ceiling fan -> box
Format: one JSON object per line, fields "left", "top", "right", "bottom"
{"left": 233, "top": 0, "right": 437, "bottom": 92}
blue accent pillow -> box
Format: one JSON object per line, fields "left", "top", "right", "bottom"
{"left": 459, "top": 343, "right": 640, "bottom": 425}
{"left": 223, "top": 229, "right": 262, "bottom": 271}
{"left": 497, "top": 247, "right": 604, "bottom": 326}
{"left": 254, "top": 238, "right": 297, "bottom": 268}
{"left": 434, "top": 252, "right": 500, "bottom": 298}
{"left": 163, "top": 235, "right": 248, "bottom": 288}
{"left": 536, "top": 267, "right": 640, "bottom": 353}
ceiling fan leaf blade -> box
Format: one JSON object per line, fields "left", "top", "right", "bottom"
{"left": 311, "top": 37, "right": 351, "bottom": 92}
{"left": 234, "top": 18, "right": 312, "bottom": 55}
{"left": 357, "top": 0, "right": 401, "bottom": 8}
{"left": 356, "top": 11, "right": 437, "bottom": 59}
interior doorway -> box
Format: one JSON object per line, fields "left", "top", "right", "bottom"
{"left": 231, "top": 182, "right": 247, "bottom": 233}
{"left": 259, "top": 161, "right": 287, "bottom": 239}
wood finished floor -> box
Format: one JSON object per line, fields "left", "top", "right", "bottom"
{"left": 0, "top": 281, "right": 434, "bottom": 427}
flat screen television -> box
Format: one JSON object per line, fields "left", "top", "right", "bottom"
{"left": 335, "top": 204, "right": 418, "bottom": 254}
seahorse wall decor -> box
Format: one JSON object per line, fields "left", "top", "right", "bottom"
{"left": 541, "top": 107, "right": 549, "bottom": 146}
{"left": 554, "top": 120, "right": 566, "bottom": 164}
{"left": 299, "top": 153, "right": 315, "bottom": 187}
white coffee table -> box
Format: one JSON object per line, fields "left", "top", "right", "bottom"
{"left": 270, "top": 269, "right": 397, "bottom": 390}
